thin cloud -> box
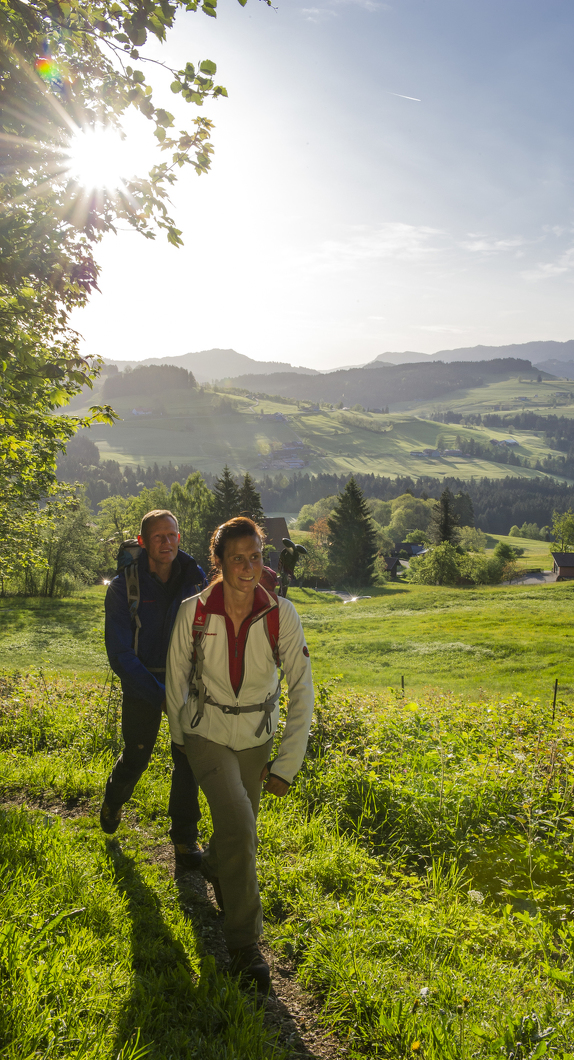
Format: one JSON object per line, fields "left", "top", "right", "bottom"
{"left": 392, "top": 93, "right": 421, "bottom": 101}
{"left": 301, "top": 0, "right": 385, "bottom": 19}
{"left": 302, "top": 7, "right": 337, "bottom": 20}
{"left": 416, "top": 325, "right": 467, "bottom": 334}
{"left": 305, "top": 222, "right": 447, "bottom": 273}
{"left": 461, "top": 234, "right": 528, "bottom": 255}
{"left": 522, "top": 246, "right": 574, "bottom": 282}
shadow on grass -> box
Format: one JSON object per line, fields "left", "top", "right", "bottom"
{"left": 0, "top": 593, "right": 104, "bottom": 638}
{"left": 105, "top": 842, "right": 293, "bottom": 1060}
{"left": 174, "top": 866, "right": 323, "bottom": 1060}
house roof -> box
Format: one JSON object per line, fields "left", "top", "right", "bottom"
{"left": 551, "top": 552, "right": 574, "bottom": 564}
{"left": 263, "top": 517, "right": 289, "bottom": 551}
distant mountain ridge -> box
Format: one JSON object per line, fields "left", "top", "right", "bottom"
{"left": 367, "top": 339, "right": 574, "bottom": 368}
{"left": 103, "top": 339, "right": 574, "bottom": 382}
{"left": 104, "top": 348, "right": 320, "bottom": 383}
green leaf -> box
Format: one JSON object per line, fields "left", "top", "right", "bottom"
{"left": 200, "top": 59, "right": 216, "bottom": 75}
{"left": 237, "top": 0, "right": 247, "bottom": 5}
{"left": 202, "top": 3, "right": 217, "bottom": 15}
{"left": 170, "top": 80, "right": 182, "bottom": 93}
{"left": 155, "top": 109, "right": 174, "bottom": 127}
{"left": 126, "top": 24, "right": 147, "bottom": 45}
{"left": 167, "top": 227, "right": 184, "bottom": 247}
{"left": 132, "top": 70, "right": 145, "bottom": 83}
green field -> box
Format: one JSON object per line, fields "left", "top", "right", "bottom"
{"left": 73, "top": 375, "right": 573, "bottom": 483}
{"left": 3, "top": 585, "right": 574, "bottom": 1059}
{"left": 0, "top": 577, "right": 570, "bottom": 699}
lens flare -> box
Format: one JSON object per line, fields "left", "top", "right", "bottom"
{"left": 35, "top": 56, "right": 61, "bottom": 82}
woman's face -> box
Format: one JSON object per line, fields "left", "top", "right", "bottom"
{"left": 219, "top": 534, "right": 263, "bottom": 595}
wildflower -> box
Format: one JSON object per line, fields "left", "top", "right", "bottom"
{"left": 468, "top": 890, "right": 484, "bottom": 905}
{"left": 462, "top": 996, "right": 470, "bottom": 1009}
{"left": 411, "top": 1042, "right": 421, "bottom": 1053}
{"left": 457, "top": 1004, "right": 463, "bottom": 1015}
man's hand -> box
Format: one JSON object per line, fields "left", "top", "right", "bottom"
{"left": 260, "top": 763, "right": 289, "bottom": 798}
{"left": 174, "top": 742, "right": 186, "bottom": 754}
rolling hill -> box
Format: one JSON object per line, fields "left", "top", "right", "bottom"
{"left": 220, "top": 358, "right": 548, "bottom": 408}
{"left": 75, "top": 364, "right": 573, "bottom": 484}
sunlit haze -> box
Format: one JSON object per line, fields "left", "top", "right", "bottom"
{"left": 65, "top": 126, "right": 133, "bottom": 192}
{"left": 70, "top": 0, "right": 574, "bottom": 371}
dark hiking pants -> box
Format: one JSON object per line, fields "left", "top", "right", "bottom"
{"left": 104, "top": 693, "right": 201, "bottom": 844}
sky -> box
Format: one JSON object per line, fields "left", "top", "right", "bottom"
{"left": 71, "top": 0, "right": 574, "bottom": 371}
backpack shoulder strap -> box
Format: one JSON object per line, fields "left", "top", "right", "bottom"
{"left": 190, "top": 597, "right": 210, "bottom": 727}
{"left": 125, "top": 563, "right": 141, "bottom": 656}
{"left": 264, "top": 598, "right": 281, "bottom": 669}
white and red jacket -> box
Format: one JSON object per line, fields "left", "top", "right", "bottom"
{"left": 166, "top": 581, "right": 314, "bottom": 784}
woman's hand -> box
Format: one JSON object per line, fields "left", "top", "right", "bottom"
{"left": 260, "top": 763, "right": 289, "bottom": 798}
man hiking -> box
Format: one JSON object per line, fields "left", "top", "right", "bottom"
{"left": 101, "top": 508, "right": 207, "bottom": 873}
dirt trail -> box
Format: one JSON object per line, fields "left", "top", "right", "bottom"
{"left": 7, "top": 798, "right": 342, "bottom": 1060}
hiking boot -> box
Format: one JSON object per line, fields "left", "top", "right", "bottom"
{"left": 173, "top": 842, "right": 203, "bottom": 873}
{"left": 200, "top": 857, "right": 225, "bottom": 911}
{"left": 229, "top": 943, "right": 270, "bottom": 992}
{"left": 100, "top": 799, "right": 122, "bottom": 835}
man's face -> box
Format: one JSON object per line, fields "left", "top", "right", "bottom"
{"left": 139, "top": 517, "right": 180, "bottom": 567}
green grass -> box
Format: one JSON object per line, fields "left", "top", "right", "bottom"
{"left": 3, "top": 661, "right": 574, "bottom": 1059}
{"left": 3, "top": 586, "right": 574, "bottom": 1057}
{"left": 486, "top": 533, "right": 553, "bottom": 570}
{"left": 288, "top": 582, "right": 574, "bottom": 699}
{"left": 0, "top": 805, "right": 287, "bottom": 1060}
{"left": 0, "top": 588, "right": 107, "bottom": 672}
{"left": 2, "top": 579, "right": 572, "bottom": 697}
{"left": 71, "top": 374, "right": 574, "bottom": 483}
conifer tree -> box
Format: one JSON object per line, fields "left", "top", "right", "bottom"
{"left": 327, "top": 477, "right": 377, "bottom": 586}
{"left": 452, "top": 491, "right": 475, "bottom": 528}
{"left": 212, "top": 466, "right": 241, "bottom": 524}
{"left": 430, "top": 488, "right": 460, "bottom": 544}
{"left": 238, "top": 473, "right": 265, "bottom": 524}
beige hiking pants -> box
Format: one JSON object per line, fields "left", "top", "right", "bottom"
{"left": 183, "top": 733, "right": 273, "bottom": 950}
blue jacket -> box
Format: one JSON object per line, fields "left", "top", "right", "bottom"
{"left": 105, "top": 548, "right": 207, "bottom": 708}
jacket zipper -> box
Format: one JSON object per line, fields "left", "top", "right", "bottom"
{"left": 234, "top": 605, "right": 275, "bottom": 702}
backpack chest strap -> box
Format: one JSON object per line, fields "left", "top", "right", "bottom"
{"left": 190, "top": 684, "right": 281, "bottom": 738}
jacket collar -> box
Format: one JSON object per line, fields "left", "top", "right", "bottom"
{"left": 200, "top": 580, "right": 278, "bottom": 614}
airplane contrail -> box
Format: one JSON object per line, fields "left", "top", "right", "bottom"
{"left": 392, "top": 92, "right": 421, "bottom": 101}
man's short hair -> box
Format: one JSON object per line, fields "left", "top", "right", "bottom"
{"left": 140, "top": 509, "right": 179, "bottom": 544}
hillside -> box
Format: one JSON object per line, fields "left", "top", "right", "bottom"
{"left": 222, "top": 358, "right": 546, "bottom": 408}
{"left": 76, "top": 375, "right": 572, "bottom": 484}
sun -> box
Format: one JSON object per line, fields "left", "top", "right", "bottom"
{"left": 65, "top": 126, "right": 135, "bottom": 192}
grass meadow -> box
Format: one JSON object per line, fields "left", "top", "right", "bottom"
{"left": 2, "top": 582, "right": 574, "bottom": 1057}
{"left": 76, "top": 374, "right": 574, "bottom": 483}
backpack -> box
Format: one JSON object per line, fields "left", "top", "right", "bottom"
{"left": 116, "top": 539, "right": 143, "bottom": 654}
{"left": 189, "top": 593, "right": 283, "bottom": 737}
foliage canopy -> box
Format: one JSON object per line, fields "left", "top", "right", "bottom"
{"left": 0, "top": 0, "right": 262, "bottom": 578}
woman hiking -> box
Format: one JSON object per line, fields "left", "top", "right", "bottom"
{"left": 166, "top": 516, "right": 314, "bottom": 991}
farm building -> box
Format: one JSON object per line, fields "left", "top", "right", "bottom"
{"left": 263, "top": 516, "right": 289, "bottom": 571}
{"left": 383, "top": 557, "right": 402, "bottom": 579}
{"left": 551, "top": 553, "right": 574, "bottom": 580}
